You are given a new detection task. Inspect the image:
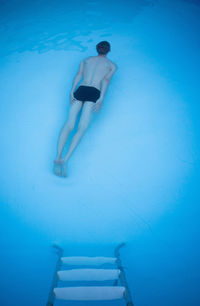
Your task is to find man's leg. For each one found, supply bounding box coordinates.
[55,101,83,160]
[63,101,94,163]
[54,101,82,176]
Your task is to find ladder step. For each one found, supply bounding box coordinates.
[58,269,120,281]
[54,286,125,301]
[61,256,117,266]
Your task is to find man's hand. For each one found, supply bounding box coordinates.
[93,98,103,113]
[70,92,76,105]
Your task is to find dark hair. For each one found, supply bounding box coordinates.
[96,41,111,55]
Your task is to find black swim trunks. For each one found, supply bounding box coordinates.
[73,85,101,103]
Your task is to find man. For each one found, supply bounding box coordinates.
[54,41,117,177]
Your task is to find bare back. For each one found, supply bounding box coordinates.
[80,56,116,90]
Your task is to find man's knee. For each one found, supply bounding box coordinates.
[65,121,76,131]
[77,123,88,134]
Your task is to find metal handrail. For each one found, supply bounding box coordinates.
[114,243,134,306]
[46,244,63,306]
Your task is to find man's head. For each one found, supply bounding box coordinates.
[96,41,111,55]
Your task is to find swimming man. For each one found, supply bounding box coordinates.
[54,41,117,177]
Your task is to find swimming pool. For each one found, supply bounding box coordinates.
[0,0,199,305]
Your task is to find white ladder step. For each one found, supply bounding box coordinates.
[58,269,120,281]
[54,286,125,301]
[61,256,117,266]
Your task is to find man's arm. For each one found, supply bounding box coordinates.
[98,64,117,101]
[93,63,117,113]
[70,60,84,94]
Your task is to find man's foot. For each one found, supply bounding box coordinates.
[53,159,63,176]
[53,159,67,177]
[62,162,67,177]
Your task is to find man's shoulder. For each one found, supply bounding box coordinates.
[107,59,118,70]
[82,56,117,70]
[84,56,94,61]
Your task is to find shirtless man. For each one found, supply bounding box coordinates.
[54,41,117,177]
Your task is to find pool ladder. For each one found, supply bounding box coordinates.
[46,243,134,305]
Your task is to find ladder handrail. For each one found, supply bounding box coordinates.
[46,244,64,306]
[114,243,134,306]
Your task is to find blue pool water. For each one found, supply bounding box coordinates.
[0,0,200,305]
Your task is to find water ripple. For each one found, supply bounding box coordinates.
[0,0,155,57]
